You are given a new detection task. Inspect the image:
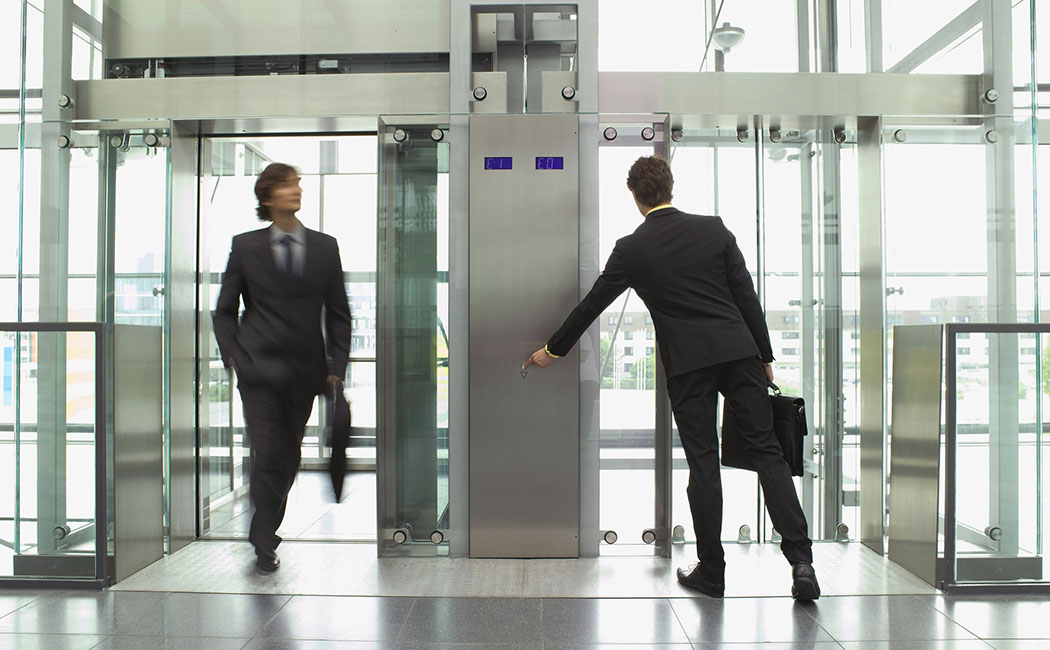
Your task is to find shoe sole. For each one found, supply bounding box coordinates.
[791,577,820,601]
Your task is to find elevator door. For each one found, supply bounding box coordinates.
[196,134,382,543]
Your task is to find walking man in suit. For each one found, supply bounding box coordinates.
[523,156,819,600]
[213,162,352,573]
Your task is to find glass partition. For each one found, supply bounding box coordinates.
[940,325,1047,588]
[377,118,450,553]
[596,143,658,551]
[0,324,105,582]
[669,129,762,544]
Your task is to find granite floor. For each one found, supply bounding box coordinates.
[2,540,1048,649]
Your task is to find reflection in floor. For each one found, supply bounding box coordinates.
[4,542,1049,649]
[205,470,377,542]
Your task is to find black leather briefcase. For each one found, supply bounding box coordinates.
[720,382,807,477]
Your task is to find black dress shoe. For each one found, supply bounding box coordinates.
[676,564,725,598]
[256,554,280,573]
[791,562,820,601]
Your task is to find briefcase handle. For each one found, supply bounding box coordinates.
[767,381,782,396]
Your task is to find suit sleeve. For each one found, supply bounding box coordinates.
[723,224,774,363]
[324,240,352,380]
[212,240,245,370]
[546,242,630,356]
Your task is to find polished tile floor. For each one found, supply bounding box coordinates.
[2,541,1049,649]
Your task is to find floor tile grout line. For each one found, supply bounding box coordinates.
[240,590,296,644]
[664,596,694,647]
[392,594,419,644]
[904,592,991,643]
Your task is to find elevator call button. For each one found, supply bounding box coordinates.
[484,157,513,170]
[535,157,564,170]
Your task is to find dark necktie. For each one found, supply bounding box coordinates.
[280,235,294,277]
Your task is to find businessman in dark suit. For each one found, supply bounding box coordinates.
[524,156,819,600]
[213,162,351,573]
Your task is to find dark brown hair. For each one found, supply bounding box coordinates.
[254,162,299,221]
[626,155,673,207]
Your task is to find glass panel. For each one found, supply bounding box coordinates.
[1,330,99,578]
[598,0,706,71]
[669,130,761,544]
[836,0,868,73]
[715,0,799,72]
[114,145,167,325]
[377,120,450,551]
[594,144,656,552]
[950,331,1044,584]
[881,1,976,71]
[599,1,798,72]
[0,2,21,91]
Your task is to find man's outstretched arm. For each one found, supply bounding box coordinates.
[523,245,629,369]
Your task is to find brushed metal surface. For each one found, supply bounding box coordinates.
[598,72,980,122]
[887,324,943,587]
[167,124,198,552]
[74,73,450,122]
[858,116,886,553]
[469,113,579,558]
[102,0,450,59]
[113,325,164,582]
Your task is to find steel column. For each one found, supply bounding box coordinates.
[36,0,75,557]
[858,116,886,553]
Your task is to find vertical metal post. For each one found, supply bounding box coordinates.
[816,0,844,541]
[944,325,958,586]
[798,138,817,526]
[167,123,200,552]
[94,325,107,580]
[653,119,672,558]
[796,0,811,72]
[15,0,30,556]
[983,0,1019,558]
[37,0,74,556]
[858,116,886,553]
[447,0,473,559]
[865,0,884,72]
[576,0,600,560]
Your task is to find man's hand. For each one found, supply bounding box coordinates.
[523,347,555,369]
[327,375,343,386]
[764,363,774,383]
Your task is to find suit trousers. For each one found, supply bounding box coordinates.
[239,383,315,559]
[667,356,813,581]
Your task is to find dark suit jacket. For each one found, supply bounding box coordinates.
[213,226,352,396]
[547,207,773,378]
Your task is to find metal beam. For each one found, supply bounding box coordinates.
[599,72,981,120]
[74,73,451,122]
[74,72,983,127]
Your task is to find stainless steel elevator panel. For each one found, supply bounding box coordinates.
[887,325,944,587]
[469,114,580,558]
